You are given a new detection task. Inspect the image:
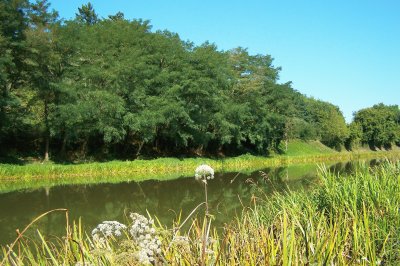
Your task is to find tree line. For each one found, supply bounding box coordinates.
[1,0,399,161]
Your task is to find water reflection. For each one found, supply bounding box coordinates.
[0,160,385,245]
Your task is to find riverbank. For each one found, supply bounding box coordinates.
[0,141,399,193]
[1,161,399,265]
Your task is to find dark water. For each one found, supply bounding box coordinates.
[0,160,378,245]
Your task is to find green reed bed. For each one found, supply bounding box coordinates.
[0,150,398,196]
[1,161,399,265]
[224,162,400,265]
[1,150,399,182]
[0,151,399,194]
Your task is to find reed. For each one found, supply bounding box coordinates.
[1,148,399,194]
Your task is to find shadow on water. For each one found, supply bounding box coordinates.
[0,159,387,245]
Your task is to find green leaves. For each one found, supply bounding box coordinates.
[353,103,400,149]
[304,98,349,150]
[2,1,392,159]
[75,2,98,25]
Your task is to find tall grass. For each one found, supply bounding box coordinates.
[1,161,399,265]
[221,162,399,265]
[1,149,399,194]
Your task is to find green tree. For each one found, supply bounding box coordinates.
[25,0,63,160]
[304,98,349,150]
[108,11,124,21]
[345,121,363,150]
[353,103,400,149]
[56,18,154,157]
[227,48,295,153]
[75,2,98,25]
[0,0,29,147]
[0,2,367,160]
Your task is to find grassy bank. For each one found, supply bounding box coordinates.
[1,141,400,193]
[1,161,399,265]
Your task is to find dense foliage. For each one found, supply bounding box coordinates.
[0,0,397,161]
[348,104,400,149]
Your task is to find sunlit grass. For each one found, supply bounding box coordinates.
[283,140,336,156]
[1,148,400,194]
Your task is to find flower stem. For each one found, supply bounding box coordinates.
[201,181,208,266]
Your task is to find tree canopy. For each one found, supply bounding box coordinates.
[351,104,400,149]
[0,1,396,161]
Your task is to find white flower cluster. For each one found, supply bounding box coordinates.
[195,164,215,181]
[91,221,127,244]
[129,213,162,265]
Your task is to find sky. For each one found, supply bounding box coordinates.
[49,0,400,122]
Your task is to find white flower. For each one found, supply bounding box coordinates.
[195,164,214,181]
[129,213,162,264]
[91,221,127,243]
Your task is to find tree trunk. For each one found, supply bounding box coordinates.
[44,136,50,161]
[44,100,50,161]
[135,141,144,158]
[154,138,160,154]
[81,136,89,158]
[61,132,67,156]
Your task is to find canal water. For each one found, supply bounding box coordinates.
[0,160,380,245]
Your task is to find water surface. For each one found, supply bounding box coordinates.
[0,160,375,245]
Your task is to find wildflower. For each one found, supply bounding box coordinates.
[91,221,127,243]
[195,164,214,181]
[136,249,153,265]
[129,213,162,264]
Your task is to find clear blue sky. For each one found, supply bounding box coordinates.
[49,0,400,122]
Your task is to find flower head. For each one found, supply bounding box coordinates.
[195,164,215,181]
[91,221,127,244]
[129,213,162,264]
